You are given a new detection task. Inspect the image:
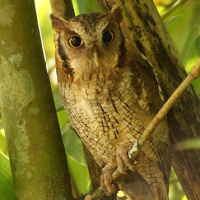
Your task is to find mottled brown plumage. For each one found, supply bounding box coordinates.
[51,6,171,200]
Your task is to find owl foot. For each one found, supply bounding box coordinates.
[84,194,92,200]
[101,164,117,196]
[100,146,137,196]
[116,145,135,174]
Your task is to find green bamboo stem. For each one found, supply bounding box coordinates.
[0,1,73,199]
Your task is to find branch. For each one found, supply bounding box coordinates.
[128,59,200,159]
[89,58,200,200]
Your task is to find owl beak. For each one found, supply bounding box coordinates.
[92,50,99,67]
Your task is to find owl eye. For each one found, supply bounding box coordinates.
[102,30,114,43]
[68,36,83,48]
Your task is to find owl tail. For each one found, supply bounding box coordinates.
[118,170,169,200]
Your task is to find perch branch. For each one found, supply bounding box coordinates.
[89,59,200,200]
[128,58,200,160]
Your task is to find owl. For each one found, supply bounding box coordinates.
[51,6,171,200]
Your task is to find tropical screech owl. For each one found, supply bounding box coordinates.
[51,6,171,200]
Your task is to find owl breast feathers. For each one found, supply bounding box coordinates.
[51,6,171,200]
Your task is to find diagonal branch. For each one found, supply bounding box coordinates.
[128,58,200,159]
[88,58,200,200]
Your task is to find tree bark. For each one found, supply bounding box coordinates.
[50,0,74,20]
[0,0,73,199]
[97,0,200,199]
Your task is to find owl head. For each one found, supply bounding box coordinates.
[51,7,126,83]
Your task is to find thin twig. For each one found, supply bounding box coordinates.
[128,59,200,160]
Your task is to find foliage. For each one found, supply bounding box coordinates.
[161,0,200,97]
[0,151,16,200]
[0,0,200,199]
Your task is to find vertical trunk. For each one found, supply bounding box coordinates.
[97,0,200,199]
[0,0,73,199]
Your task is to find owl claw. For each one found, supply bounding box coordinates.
[100,146,136,196]
[117,145,135,173]
[101,164,117,196]
[84,194,92,200]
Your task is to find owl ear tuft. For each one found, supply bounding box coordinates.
[109,6,123,24]
[50,14,68,32]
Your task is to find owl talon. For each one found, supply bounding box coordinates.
[84,194,92,200]
[117,145,135,173]
[101,165,117,196]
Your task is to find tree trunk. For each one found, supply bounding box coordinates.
[50,0,74,20]
[0,0,73,199]
[97,0,200,199]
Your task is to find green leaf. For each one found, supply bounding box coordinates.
[52,87,65,112]
[85,0,100,13]
[195,35,200,56]
[57,109,69,129]
[67,156,91,196]
[192,78,200,97]
[72,0,100,15]
[0,131,7,155]
[61,123,87,166]
[0,152,16,200]
[52,87,69,128]
[0,115,3,129]
[165,15,183,26]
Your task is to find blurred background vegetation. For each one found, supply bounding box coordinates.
[0,0,200,199]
